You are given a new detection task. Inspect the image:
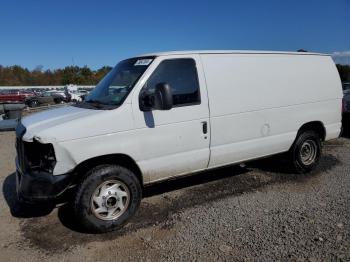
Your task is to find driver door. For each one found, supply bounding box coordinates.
[131,55,210,183]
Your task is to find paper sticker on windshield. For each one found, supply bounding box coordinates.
[134,59,153,66]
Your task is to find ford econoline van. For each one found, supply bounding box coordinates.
[15,50,342,232]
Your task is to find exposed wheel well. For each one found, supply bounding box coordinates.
[72,154,143,187]
[297,121,326,141]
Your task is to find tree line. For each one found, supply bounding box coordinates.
[0,64,349,86]
[0,65,112,86]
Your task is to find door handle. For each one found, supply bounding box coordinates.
[202,121,208,134]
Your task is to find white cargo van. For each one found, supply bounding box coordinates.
[15,50,342,232]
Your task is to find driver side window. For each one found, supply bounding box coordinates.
[144,58,201,106]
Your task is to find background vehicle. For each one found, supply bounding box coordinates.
[0,90,35,103]
[63,85,90,102]
[46,90,69,102]
[67,91,81,102]
[0,103,25,131]
[16,51,342,233]
[69,91,91,102]
[24,91,65,107]
[77,90,89,101]
[0,103,25,119]
[342,82,350,128]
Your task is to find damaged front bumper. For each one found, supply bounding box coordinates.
[16,158,74,203]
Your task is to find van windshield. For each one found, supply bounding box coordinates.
[77,57,154,109]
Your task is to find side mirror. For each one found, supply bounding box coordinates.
[152,83,173,110]
[139,83,173,111]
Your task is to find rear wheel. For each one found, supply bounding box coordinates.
[74,164,141,233]
[288,130,322,173]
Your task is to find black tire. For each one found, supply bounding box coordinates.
[74,164,142,233]
[288,130,322,174]
[54,98,62,104]
[29,100,39,107]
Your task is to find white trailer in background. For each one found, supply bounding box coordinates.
[64,84,79,102]
[64,84,78,92]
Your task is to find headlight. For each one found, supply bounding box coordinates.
[23,139,56,174]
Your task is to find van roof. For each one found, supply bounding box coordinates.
[139,50,328,57]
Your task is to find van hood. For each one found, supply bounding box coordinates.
[21,106,102,142]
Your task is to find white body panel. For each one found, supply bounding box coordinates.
[199,54,342,167]
[130,54,210,182]
[20,51,343,184]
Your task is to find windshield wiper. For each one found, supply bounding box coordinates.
[84,99,105,108]
[85,99,102,104]
[77,98,119,110]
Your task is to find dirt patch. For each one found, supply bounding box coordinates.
[0,131,349,261]
[17,154,339,253]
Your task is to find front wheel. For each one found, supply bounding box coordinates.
[288,130,322,174]
[74,165,142,233]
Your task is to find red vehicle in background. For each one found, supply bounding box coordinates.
[0,90,35,103]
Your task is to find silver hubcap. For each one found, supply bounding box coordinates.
[90,180,130,221]
[300,140,317,165]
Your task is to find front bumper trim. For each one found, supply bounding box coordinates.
[16,161,74,203]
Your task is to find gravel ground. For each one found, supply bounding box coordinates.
[0,130,349,261]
